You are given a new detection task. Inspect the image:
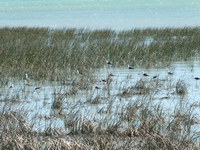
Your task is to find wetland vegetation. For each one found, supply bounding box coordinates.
[1,27,200,80]
[1,27,200,149]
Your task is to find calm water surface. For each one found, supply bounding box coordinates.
[1,0,200,29]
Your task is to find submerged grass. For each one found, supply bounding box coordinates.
[1,75,200,149]
[1,97,199,149]
[1,27,200,80]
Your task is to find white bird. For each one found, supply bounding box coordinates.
[25,73,28,78]
[24,73,30,85]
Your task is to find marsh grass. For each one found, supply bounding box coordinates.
[1,27,200,80]
[1,84,200,149]
[1,27,200,149]
[176,79,187,95]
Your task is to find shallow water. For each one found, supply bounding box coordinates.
[1,59,200,132]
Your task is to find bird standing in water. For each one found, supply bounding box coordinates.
[128,64,133,69]
[192,74,200,80]
[153,75,159,79]
[106,60,112,66]
[168,71,173,75]
[142,71,149,76]
[24,73,30,85]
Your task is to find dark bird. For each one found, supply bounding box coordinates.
[101,77,112,84]
[9,83,14,89]
[35,87,41,90]
[95,86,101,90]
[192,75,200,80]
[142,71,149,76]
[106,60,112,66]
[153,75,159,79]
[102,79,107,83]
[128,64,133,69]
[168,71,173,75]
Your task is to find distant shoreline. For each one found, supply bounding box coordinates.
[1,26,200,31]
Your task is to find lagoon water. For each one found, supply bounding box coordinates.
[1,59,200,132]
[1,0,200,30]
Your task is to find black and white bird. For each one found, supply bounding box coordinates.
[142,71,149,77]
[77,70,83,76]
[35,87,41,90]
[192,75,200,80]
[106,60,112,66]
[153,75,159,79]
[9,83,14,89]
[95,86,101,90]
[168,71,173,75]
[128,64,133,69]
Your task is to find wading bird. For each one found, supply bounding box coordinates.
[77,70,83,76]
[192,75,200,80]
[106,60,112,66]
[24,73,30,86]
[9,83,14,89]
[153,75,159,79]
[168,71,173,75]
[25,73,29,80]
[108,73,115,77]
[142,71,149,76]
[102,79,107,83]
[35,87,41,90]
[95,86,101,90]
[128,64,133,69]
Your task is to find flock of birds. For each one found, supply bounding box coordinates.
[89,60,178,90]
[106,60,175,79]
[8,60,200,91]
[8,73,41,90]
[106,60,200,81]
[77,60,200,84]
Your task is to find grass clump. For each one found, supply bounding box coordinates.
[176,79,187,95]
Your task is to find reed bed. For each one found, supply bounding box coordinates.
[1,27,200,80]
[1,97,199,149]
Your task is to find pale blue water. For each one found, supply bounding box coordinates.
[1,0,200,29]
[2,60,200,131]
